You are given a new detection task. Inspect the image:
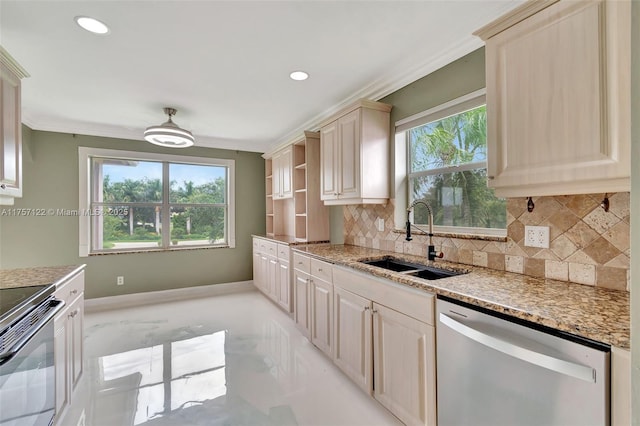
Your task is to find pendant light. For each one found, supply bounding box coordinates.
[144,108,195,148]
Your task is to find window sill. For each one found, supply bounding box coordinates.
[392,228,507,243]
[89,245,231,256]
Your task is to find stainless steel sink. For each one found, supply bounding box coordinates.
[360,257,465,280]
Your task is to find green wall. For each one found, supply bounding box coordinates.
[0,130,265,299]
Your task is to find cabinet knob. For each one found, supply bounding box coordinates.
[372,309,378,314]
[0,184,5,190]
[488,176,495,180]
[318,268,322,272]
[298,261,303,265]
[364,306,370,311]
[70,289,78,295]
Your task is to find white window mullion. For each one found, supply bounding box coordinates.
[162,162,171,248]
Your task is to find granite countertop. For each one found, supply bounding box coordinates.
[0,264,86,290]
[293,244,630,349]
[253,234,330,246]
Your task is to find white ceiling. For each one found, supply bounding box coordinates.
[0,0,524,154]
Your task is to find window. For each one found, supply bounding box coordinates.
[397,90,506,236]
[79,148,235,256]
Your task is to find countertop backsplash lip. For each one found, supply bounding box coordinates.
[292,243,630,349]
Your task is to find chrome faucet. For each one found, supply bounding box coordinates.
[406,200,443,261]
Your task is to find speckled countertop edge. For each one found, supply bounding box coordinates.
[0,264,86,290]
[293,244,630,349]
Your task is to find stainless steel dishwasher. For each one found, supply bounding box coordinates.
[436,297,610,426]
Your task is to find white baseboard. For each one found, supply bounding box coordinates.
[85,280,257,313]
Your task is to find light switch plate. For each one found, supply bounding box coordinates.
[376,218,385,232]
[524,225,549,248]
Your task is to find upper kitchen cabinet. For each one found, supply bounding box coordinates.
[0,47,29,205]
[475,0,630,197]
[320,100,392,205]
[272,146,293,200]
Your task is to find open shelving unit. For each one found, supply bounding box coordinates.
[264,131,329,242]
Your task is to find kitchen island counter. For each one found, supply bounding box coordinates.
[293,244,630,349]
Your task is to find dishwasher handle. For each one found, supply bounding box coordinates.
[439,313,596,383]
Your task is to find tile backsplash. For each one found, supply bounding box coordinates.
[343,193,629,291]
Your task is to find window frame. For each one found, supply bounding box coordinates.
[79,147,236,256]
[394,89,506,238]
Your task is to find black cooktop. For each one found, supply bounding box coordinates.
[0,285,55,331]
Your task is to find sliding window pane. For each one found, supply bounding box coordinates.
[93,205,162,250]
[170,206,226,245]
[98,160,163,203]
[169,164,226,204]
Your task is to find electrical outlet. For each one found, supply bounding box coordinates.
[376,218,385,232]
[116,276,124,286]
[524,226,549,248]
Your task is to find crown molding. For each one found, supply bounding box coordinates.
[0,45,30,79]
[473,0,559,40]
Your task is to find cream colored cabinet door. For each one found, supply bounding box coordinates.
[276,260,291,312]
[54,314,70,419]
[0,61,22,203]
[336,109,361,199]
[320,121,339,200]
[483,0,630,197]
[373,303,436,426]
[253,251,262,290]
[333,286,373,394]
[259,254,270,294]
[310,276,332,358]
[267,256,278,301]
[68,295,84,389]
[293,269,311,338]
[272,147,293,199]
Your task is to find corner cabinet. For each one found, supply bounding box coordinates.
[320,100,392,205]
[252,237,293,313]
[53,269,85,425]
[475,0,631,197]
[0,47,29,205]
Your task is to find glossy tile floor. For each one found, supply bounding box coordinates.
[63,290,402,426]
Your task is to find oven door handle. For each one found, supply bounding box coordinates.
[0,299,66,363]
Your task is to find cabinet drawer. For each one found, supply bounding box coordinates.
[277,243,290,260]
[293,252,311,273]
[260,240,278,257]
[333,266,434,325]
[54,271,85,305]
[310,259,332,283]
[252,238,260,251]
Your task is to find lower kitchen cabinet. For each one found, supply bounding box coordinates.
[252,237,292,313]
[332,265,437,426]
[293,268,311,338]
[333,286,373,393]
[53,269,85,425]
[373,303,434,426]
[310,275,332,358]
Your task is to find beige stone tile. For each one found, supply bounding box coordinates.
[565,221,599,249]
[548,208,580,235]
[505,255,524,274]
[602,221,630,253]
[523,197,562,225]
[405,241,426,257]
[545,260,569,281]
[568,263,596,286]
[507,198,527,220]
[564,194,598,218]
[604,253,630,269]
[532,249,561,261]
[566,251,598,265]
[442,248,459,263]
[583,237,622,265]
[504,240,528,257]
[488,253,505,271]
[458,248,473,265]
[524,258,545,278]
[394,240,404,254]
[482,242,504,254]
[608,192,630,220]
[596,266,627,291]
[473,251,488,267]
[549,235,578,260]
[372,238,380,249]
[583,207,621,234]
[507,219,525,244]
[522,246,543,258]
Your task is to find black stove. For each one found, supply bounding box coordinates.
[0,285,55,331]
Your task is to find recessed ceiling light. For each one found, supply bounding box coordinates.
[75,16,110,34]
[289,71,309,81]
